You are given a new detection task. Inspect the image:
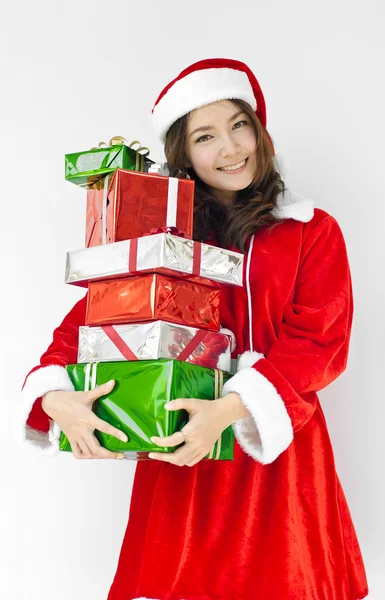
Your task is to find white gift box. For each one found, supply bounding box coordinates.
[65,232,243,288]
[78,320,233,371]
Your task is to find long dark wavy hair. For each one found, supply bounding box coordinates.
[164,99,287,252]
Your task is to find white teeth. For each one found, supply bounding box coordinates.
[219,159,246,171]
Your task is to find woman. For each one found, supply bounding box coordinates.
[19,58,368,599]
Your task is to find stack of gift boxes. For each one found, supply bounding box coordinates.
[58,138,244,460]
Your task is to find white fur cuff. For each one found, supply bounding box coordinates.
[219,327,236,352]
[222,367,293,464]
[237,350,264,370]
[15,364,75,455]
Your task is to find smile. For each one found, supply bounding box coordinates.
[218,158,248,172]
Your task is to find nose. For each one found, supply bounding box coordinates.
[219,134,241,158]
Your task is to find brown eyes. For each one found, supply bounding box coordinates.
[196,134,211,143]
[195,120,248,143]
[233,120,248,129]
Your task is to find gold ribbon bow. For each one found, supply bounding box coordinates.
[91,137,151,171]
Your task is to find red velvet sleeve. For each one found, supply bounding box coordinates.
[257,213,353,426]
[223,215,353,464]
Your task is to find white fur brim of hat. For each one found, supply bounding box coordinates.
[152,68,257,144]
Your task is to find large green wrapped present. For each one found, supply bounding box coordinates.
[65,137,155,187]
[60,359,234,460]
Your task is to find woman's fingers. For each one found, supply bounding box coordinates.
[149,443,202,466]
[150,431,186,447]
[87,380,115,403]
[185,452,206,467]
[83,430,125,460]
[70,434,124,460]
[76,437,93,458]
[70,439,88,459]
[148,451,198,466]
[92,415,128,443]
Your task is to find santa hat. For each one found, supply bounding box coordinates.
[151,57,268,145]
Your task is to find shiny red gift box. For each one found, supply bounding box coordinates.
[85,274,220,331]
[86,169,194,247]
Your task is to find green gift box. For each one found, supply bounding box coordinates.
[60,359,234,460]
[65,137,155,187]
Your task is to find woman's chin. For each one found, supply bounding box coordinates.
[217,176,253,191]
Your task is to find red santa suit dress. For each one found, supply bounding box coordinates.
[17,190,369,600]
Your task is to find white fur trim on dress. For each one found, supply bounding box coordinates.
[152,67,256,143]
[15,364,75,455]
[271,153,315,223]
[223,352,293,464]
[272,188,315,223]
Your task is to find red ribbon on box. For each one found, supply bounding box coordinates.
[100,325,138,360]
[128,228,202,277]
[176,329,208,361]
[100,324,209,362]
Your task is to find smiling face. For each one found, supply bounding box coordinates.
[184,100,258,205]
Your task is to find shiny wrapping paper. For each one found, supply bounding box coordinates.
[85,168,194,246]
[78,321,231,370]
[65,232,243,288]
[65,142,154,187]
[59,359,234,460]
[85,274,220,331]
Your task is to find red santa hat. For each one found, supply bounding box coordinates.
[151,57,268,145]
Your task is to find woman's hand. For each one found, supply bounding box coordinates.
[41,380,128,460]
[148,392,245,467]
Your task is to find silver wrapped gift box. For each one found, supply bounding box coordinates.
[65,232,243,287]
[78,320,233,371]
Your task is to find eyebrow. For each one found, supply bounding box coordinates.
[189,110,246,138]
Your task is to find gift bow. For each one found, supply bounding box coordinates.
[90,138,169,178]
[91,137,151,172]
[144,226,186,238]
[91,137,150,158]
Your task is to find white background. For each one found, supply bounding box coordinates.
[2,0,384,598]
